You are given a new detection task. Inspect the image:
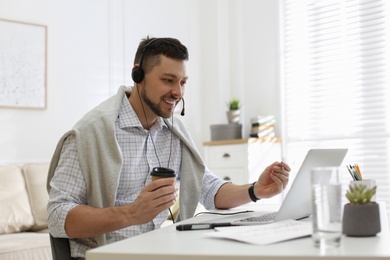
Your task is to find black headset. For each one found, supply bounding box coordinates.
[131,38,159,83]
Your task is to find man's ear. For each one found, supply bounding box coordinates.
[132,64,145,83]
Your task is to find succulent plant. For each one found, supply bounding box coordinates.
[227,98,241,110]
[345,184,377,204]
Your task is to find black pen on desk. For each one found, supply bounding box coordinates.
[176,223,235,231]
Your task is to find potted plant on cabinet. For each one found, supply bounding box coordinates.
[342,184,381,236]
[226,98,241,124]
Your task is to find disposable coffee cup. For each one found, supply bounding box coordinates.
[150,167,176,181]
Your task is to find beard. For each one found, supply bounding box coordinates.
[140,87,173,118]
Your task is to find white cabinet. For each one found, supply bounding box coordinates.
[203,139,281,184]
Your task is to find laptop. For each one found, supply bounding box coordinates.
[188,148,348,228]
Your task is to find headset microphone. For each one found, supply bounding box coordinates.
[180,98,185,116]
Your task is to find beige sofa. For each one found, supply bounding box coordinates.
[0,164,52,260]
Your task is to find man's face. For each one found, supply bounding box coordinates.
[140,55,188,118]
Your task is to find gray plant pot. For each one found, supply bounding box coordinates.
[342,202,381,237]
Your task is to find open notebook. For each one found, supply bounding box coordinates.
[177,148,348,230]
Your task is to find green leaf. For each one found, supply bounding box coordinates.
[345,184,377,204]
[227,98,241,110]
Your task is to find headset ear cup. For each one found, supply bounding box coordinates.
[132,67,144,83]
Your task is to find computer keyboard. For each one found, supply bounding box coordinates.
[237,211,278,223]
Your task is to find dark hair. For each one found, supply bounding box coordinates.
[133,36,189,74]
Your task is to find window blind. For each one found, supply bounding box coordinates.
[280,0,390,218]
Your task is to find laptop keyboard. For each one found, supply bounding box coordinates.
[238,211,278,223]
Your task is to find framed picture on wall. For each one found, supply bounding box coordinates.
[0,18,47,109]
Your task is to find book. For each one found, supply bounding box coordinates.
[250,115,275,126]
[251,125,275,134]
[249,130,276,138]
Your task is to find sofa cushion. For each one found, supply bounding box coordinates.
[0,232,51,260]
[0,164,34,234]
[22,163,50,231]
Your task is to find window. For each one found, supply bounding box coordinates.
[280,0,390,218]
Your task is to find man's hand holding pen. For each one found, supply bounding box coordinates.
[254,161,291,199]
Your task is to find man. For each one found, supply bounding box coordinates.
[47,36,290,258]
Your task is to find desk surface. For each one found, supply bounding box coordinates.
[86,203,390,260]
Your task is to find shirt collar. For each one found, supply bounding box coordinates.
[118,94,167,131]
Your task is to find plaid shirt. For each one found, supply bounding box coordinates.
[47,95,225,258]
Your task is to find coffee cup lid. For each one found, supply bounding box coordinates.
[150,167,176,177]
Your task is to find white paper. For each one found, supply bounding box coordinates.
[204,219,312,245]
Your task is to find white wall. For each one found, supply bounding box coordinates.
[0,0,112,163]
[196,0,281,144]
[0,0,279,164]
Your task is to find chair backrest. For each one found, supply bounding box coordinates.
[49,234,72,260]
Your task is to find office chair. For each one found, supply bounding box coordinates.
[49,234,72,260]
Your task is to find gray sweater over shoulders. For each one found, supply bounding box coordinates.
[47,86,205,246]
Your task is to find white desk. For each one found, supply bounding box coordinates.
[86,203,390,260]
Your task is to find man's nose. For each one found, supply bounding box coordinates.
[171,83,183,98]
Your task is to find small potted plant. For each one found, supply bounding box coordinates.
[342,184,381,236]
[228,98,241,110]
[226,98,241,123]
